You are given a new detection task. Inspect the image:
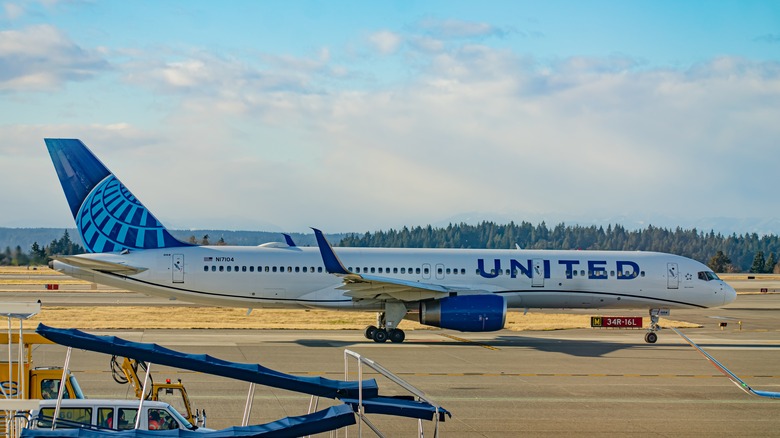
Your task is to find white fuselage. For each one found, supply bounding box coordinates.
[54,245,735,312]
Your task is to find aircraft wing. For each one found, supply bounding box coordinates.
[337,273,456,301]
[54,255,148,275]
[312,228,482,302]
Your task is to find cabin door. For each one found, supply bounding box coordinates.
[532,259,544,287]
[666,263,679,289]
[172,254,184,283]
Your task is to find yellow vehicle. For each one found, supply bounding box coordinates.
[0,333,84,401]
[109,356,205,427]
[1,333,85,437]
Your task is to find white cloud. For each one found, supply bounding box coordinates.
[0,24,109,91]
[368,30,402,55]
[3,2,25,20]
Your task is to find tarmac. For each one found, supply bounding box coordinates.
[18,293,780,437]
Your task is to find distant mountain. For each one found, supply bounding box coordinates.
[0,228,344,252]
[0,228,82,253]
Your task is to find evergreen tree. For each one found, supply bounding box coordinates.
[750,251,766,274]
[765,252,777,274]
[29,242,47,265]
[708,251,732,273]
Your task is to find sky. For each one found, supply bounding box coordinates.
[1,1,779,234]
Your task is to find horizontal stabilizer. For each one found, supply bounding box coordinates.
[54,255,148,275]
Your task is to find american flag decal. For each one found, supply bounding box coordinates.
[204,257,213,262]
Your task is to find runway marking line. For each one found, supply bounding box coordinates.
[438,333,500,350]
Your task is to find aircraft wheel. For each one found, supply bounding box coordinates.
[389,329,405,343]
[364,325,378,340]
[644,332,658,344]
[373,328,388,343]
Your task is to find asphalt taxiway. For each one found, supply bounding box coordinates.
[21,294,780,437]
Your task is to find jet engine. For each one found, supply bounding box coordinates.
[419,294,506,332]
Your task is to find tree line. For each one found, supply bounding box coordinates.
[1,230,84,266]
[339,221,780,273]
[4,223,780,273]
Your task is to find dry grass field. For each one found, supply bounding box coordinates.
[0,266,697,331]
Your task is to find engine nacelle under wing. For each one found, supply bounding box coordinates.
[419,294,506,332]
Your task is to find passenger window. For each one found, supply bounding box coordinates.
[242,266,247,272]
[203,265,208,272]
[272,266,277,272]
[148,408,175,430]
[424,267,429,274]
[416,268,421,274]
[98,407,114,429]
[219,266,224,272]
[355,267,361,273]
[295,266,300,272]
[211,266,216,272]
[227,266,232,272]
[371,267,376,273]
[400,268,406,274]
[303,267,308,272]
[38,407,91,428]
[461,269,466,275]
[117,409,137,430]
[235,266,239,272]
[318,267,323,273]
[250,266,254,272]
[378,268,383,273]
[393,268,398,273]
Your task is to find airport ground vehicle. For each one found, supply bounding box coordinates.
[28,399,211,432]
[109,356,204,427]
[1,332,85,437]
[1,333,85,401]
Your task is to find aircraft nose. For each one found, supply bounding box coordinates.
[722,282,737,306]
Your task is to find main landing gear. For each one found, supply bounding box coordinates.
[365,302,407,343]
[644,308,664,344]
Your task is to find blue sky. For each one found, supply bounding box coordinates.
[1,1,779,234]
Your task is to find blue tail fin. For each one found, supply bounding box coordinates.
[45,139,191,253]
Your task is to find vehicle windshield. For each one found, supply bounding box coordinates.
[69,375,86,399]
[167,406,195,430]
[698,271,720,281]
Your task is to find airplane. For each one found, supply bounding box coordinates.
[44,138,737,344]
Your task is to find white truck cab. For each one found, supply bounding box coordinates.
[29,399,213,432]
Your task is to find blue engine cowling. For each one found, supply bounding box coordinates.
[419,294,506,332]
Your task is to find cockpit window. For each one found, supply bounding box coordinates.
[698,271,720,281]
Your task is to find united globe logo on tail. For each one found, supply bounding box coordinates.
[45,138,190,253]
[76,175,185,252]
